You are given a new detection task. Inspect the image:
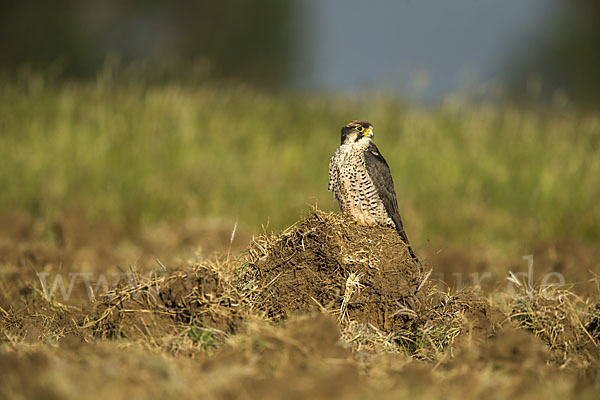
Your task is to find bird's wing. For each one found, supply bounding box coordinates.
[364,143,411,245]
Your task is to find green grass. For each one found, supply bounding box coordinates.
[1,74,599,249]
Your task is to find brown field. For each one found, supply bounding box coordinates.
[1,208,599,400]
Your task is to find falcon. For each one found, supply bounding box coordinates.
[328,120,420,264]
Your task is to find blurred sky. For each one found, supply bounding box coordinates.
[2,0,597,104]
[294,0,562,102]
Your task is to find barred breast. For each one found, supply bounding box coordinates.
[328,142,394,227]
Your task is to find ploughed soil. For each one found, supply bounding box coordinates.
[1,209,599,399]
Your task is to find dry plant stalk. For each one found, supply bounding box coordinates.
[338,272,364,324]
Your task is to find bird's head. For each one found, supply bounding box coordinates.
[340,120,374,145]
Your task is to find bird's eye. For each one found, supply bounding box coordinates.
[355,126,365,132]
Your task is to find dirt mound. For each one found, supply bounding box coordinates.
[237,210,504,356]
[87,264,244,344]
[241,210,423,325]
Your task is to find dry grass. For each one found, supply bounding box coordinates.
[505,280,600,366]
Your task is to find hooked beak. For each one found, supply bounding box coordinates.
[364,127,374,139]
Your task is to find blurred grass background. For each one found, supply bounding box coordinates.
[1,74,598,251]
[1,0,600,254]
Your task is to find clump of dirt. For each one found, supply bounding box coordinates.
[0,286,84,344]
[586,303,600,340]
[238,209,504,356]
[87,264,244,343]
[240,210,423,326]
[508,285,600,364]
[416,287,505,351]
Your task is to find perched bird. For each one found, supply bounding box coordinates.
[328,120,420,264]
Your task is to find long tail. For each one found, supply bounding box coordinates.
[392,219,423,272]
